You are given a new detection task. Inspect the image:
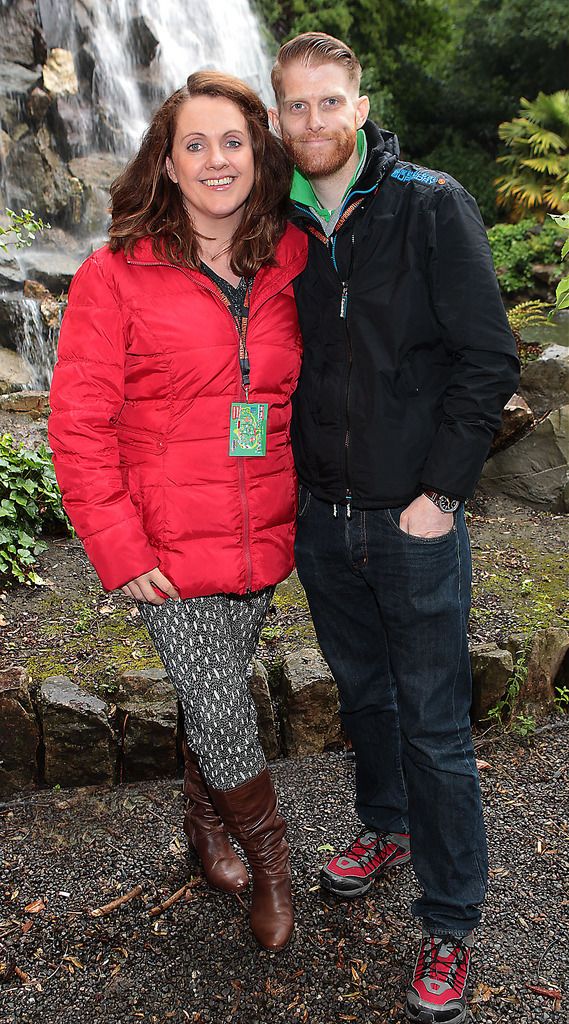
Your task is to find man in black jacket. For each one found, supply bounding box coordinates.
[269,32,520,1024]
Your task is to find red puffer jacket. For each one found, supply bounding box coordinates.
[48,225,307,599]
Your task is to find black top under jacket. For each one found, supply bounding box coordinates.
[289,120,520,507]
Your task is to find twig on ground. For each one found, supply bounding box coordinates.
[88,884,143,917]
[148,879,201,916]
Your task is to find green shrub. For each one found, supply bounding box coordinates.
[487,218,563,293]
[0,433,70,585]
[0,208,49,253]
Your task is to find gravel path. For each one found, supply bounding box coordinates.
[1,721,568,1024]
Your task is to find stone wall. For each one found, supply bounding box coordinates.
[3,636,568,797]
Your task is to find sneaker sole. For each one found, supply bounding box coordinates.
[405,1000,467,1024]
[320,851,410,900]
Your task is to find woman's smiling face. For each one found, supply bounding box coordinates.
[166,95,255,232]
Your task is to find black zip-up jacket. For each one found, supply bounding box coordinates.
[290,120,520,507]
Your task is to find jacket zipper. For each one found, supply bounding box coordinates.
[125,256,255,589]
[328,231,355,515]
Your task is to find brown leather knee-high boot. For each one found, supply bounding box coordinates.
[209,768,293,951]
[182,740,249,894]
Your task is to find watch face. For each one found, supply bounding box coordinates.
[438,494,460,513]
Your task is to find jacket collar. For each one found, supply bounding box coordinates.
[126,225,307,310]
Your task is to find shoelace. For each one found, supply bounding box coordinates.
[340,831,390,862]
[419,935,469,989]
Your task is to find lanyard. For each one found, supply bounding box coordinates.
[236,281,252,399]
[204,275,253,399]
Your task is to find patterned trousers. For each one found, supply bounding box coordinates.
[138,587,274,790]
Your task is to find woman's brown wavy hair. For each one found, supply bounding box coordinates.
[108,71,293,276]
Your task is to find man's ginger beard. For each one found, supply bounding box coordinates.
[281,124,357,179]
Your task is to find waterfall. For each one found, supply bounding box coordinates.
[21,298,59,389]
[0,0,274,387]
[37,0,273,154]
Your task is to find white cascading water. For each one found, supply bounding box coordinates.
[39,0,272,154]
[20,298,59,390]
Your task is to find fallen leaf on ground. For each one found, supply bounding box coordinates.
[476,759,492,770]
[526,984,562,999]
[24,899,46,914]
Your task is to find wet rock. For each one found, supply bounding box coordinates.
[0,128,12,162]
[0,61,40,100]
[0,0,41,68]
[0,346,33,394]
[130,15,160,66]
[250,659,278,760]
[69,151,126,190]
[0,390,50,417]
[470,643,514,721]
[115,669,178,781]
[4,127,84,225]
[20,247,80,293]
[76,45,96,94]
[49,94,93,159]
[0,293,27,351]
[490,394,535,454]
[519,346,569,418]
[23,280,64,329]
[522,626,569,710]
[42,48,79,96]
[0,61,40,134]
[37,676,116,787]
[27,86,51,126]
[480,405,569,512]
[281,648,342,757]
[0,247,24,291]
[0,666,39,796]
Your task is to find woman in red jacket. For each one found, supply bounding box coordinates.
[48,71,307,952]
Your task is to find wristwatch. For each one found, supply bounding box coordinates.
[423,489,460,514]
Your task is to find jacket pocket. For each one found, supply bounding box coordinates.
[297,483,312,519]
[117,425,165,455]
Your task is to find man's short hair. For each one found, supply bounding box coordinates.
[271,32,362,104]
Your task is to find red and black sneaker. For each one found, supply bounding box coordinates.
[406,930,472,1024]
[320,828,411,898]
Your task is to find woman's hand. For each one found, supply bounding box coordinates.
[121,567,180,605]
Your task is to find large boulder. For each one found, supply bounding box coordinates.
[37,676,116,787]
[520,345,569,417]
[115,669,178,781]
[0,667,39,796]
[470,643,513,722]
[523,627,569,709]
[249,659,278,760]
[480,405,569,512]
[490,394,534,454]
[281,648,342,756]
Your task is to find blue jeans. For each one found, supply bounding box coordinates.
[295,487,488,935]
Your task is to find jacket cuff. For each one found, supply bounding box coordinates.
[83,516,159,591]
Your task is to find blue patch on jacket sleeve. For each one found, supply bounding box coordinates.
[391,166,441,186]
